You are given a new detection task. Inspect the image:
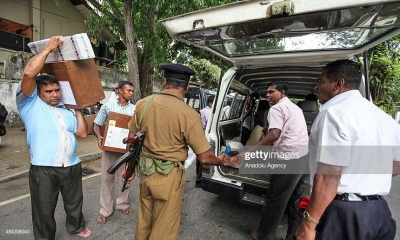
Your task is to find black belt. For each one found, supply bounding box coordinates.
[335,193,383,201]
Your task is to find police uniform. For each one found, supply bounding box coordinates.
[128,63,210,240]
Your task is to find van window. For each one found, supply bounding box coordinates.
[220,89,246,121]
[184,92,200,111]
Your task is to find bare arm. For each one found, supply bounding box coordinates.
[296,163,342,240]
[196,150,225,165]
[75,110,88,138]
[93,124,103,148]
[257,128,281,147]
[21,36,63,96]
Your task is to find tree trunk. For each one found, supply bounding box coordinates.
[122,1,141,104]
[138,3,157,97]
[204,76,212,89]
[139,51,154,97]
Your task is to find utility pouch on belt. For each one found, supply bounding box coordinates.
[139,151,175,177]
[138,151,156,178]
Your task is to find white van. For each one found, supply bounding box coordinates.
[161,0,400,206]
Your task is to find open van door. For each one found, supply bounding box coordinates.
[161,0,400,206]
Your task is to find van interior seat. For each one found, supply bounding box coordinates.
[297,100,319,125]
[255,100,270,127]
[246,125,264,146]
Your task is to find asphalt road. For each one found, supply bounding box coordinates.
[0,158,399,240]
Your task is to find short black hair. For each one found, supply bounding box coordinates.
[207,96,214,105]
[268,81,288,95]
[165,76,189,88]
[323,59,362,89]
[305,93,317,101]
[35,75,59,91]
[226,99,233,106]
[118,81,134,89]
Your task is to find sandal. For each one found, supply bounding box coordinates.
[122,206,132,214]
[77,227,92,238]
[97,214,106,223]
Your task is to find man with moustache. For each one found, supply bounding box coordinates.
[296,59,400,240]
[94,81,135,223]
[249,81,309,240]
[16,36,91,239]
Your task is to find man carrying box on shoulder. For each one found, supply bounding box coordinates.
[16,36,91,239]
[93,81,135,223]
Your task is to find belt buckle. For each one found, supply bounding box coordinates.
[347,193,362,201]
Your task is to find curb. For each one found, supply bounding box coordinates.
[0,152,103,183]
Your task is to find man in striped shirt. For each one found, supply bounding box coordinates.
[93,81,135,223]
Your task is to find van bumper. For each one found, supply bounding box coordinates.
[201,177,266,206]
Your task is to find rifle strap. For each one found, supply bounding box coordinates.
[137,94,156,130]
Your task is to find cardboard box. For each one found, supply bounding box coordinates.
[40,59,105,109]
[84,114,97,135]
[101,112,132,153]
[28,33,95,63]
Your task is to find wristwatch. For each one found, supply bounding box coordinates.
[303,210,319,224]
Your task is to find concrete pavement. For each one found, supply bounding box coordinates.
[0,126,102,182]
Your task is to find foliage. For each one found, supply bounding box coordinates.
[0,69,4,78]
[357,35,400,116]
[187,59,221,90]
[115,49,128,71]
[84,0,235,101]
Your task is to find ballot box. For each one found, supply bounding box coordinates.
[40,59,105,109]
[28,33,95,63]
[101,112,132,153]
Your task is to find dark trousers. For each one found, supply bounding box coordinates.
[195,159,202,186]
[241,126,252,145]
[29,163,86,240]
[257,174,309,240]
[316,198,396,240]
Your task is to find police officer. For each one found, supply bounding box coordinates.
[125,63,226,240]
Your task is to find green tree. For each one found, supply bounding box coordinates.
[359,35,400,115]
[84,0,235,103]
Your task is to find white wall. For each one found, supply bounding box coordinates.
[0,0,30,26]
[41,0,87,38]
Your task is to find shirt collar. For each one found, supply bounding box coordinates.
[116,99,131,107]
[320,90,361,111]
[275,96,288,105]
[161,89,184,101]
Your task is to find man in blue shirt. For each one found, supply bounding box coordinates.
[93,81,135,223]
[16,36,91,239]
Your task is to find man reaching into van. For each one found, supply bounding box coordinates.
[244,81,309,240]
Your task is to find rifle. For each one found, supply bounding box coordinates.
[107,131,145,192]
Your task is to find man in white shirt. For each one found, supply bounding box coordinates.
[107,87,119,103]
[220,99,232,120]
[296,59,400,240]
[200,96,214,130]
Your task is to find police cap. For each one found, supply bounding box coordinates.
[161,63,195,81]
